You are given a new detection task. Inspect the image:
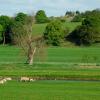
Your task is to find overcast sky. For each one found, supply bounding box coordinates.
[0,0,99,16]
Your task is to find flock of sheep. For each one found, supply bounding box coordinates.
[20,77,36,82]
[0,77,36,84]
[0,77,12,84]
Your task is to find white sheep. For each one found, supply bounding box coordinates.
[30,78,36,82]
[5,77,12,81]
[3,79,7,82]
[0,80,4,84]
[20,77,30,82]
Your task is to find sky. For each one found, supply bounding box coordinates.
[0,0,99,16]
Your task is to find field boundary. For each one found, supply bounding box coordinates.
[0,61,99,66]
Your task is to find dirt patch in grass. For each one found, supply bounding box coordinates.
[79,65,100,69]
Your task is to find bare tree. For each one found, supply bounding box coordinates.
[12,15,44,65]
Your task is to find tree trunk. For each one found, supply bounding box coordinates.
[28,47,36,65]
[3,33,5,45]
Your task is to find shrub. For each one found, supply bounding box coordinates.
[67,10,100,45]
[44,20,64,46]
[35,10,48,23]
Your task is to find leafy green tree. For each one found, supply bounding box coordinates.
[15,12,28,24]
[44,20,64,46]
[35,10,48,23]
[67,10,100,45]
[0,24,4,42]
[76,11,80,15]
[65,11,75,17]
[0,16,12,44]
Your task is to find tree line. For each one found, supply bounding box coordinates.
[0,9,100,46]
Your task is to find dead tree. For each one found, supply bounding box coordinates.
[12,15,44,65]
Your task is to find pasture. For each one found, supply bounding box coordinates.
[0,45,100,81]
[0,45,100,64]
[0,22,100,100]
[32,22,81,35]
[0,80,100,100]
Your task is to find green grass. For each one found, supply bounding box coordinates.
[32,22,81,36]
[0,45,100,64]
[0,45,100,80]
[0,80,100,100]
[1,65,100,80]
[32,23,47,35]
[63,22,81,32]
[46,47,100,63]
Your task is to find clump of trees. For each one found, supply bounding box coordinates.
[0,16,12,44]
[65,11,75,17]
[35,10,48,23]
[43,20,66,46]
[67,10,100,45]
[0,12,44,65]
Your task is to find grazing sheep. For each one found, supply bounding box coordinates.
[30,78,36,82]
[5,77,12,81]
[3,79,7,82]
[0,80,4,84]
[20,77,30,82]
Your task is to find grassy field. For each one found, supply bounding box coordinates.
[32,22,81,35]
[0,80,100,100]
[0,22,100,100]
[0,45,100,64]
[0,45,100,80]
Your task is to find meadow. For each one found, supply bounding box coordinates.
[0,45,100,64]
[0,22,100,100]
[0,45,100,80]
[0,80,100,100]
[0,22,100,80]
[32,22,81,35]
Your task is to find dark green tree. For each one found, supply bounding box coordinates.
[76,11,80,15]
[44,20,64,46]
[0,16,12,44]
[0,24,4,42]
[65,11,75,17]
[15,12,28,24]
[35,10,48,23]
[67,10,100,45]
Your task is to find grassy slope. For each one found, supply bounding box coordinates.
[32,22,81,36]
[0,80,100,100]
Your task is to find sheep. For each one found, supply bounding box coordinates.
[30,78,36,82]
[5,77,12,81]
[3,79,7,82]
[0,80,4,84]
[0,78,7,84]
[20,77,30,82]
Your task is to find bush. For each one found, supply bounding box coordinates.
[35,10,48,23]
[67,10,100,45]
[44,20,64,46]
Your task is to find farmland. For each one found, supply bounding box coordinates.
[0,1,100,100]
[0,45,100,81]
[0,22,100,100]
[0,45,100,64]
[0,80,100,100]
[32,22,81,35]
